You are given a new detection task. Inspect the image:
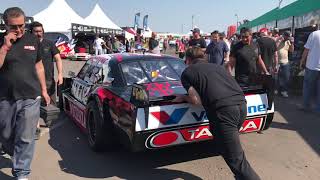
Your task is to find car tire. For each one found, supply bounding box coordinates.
[87,100,114,152]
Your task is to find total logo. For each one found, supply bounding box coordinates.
[146,118,264,148]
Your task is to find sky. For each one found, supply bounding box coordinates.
[0,0,297,33]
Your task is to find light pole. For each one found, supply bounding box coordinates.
[235,14,239,29]
[192,15,194,29]
[278,0,283,8]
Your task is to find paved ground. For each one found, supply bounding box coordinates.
[1,50,320,180]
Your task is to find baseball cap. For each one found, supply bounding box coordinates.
[192,28,200,34]
[259,28,268,33]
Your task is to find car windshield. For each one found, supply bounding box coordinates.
[121,59,186,85]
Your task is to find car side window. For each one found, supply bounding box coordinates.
[121,62,149,85]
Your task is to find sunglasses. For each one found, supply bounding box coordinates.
[7,24,25,30]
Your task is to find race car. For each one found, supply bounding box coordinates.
[60,53,274,152]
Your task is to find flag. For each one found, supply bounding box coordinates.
[143,15,149,30]
[134,13,141,30]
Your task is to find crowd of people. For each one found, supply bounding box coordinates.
[0,5,319,180]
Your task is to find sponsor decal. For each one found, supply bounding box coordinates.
[24,45,35,50]
[191,111,207,122]
[247,104,267,114]
[240,118,263,133]
[69,102,85,127]
[179,125,212,141]
[147,125,212,148]
[151,107,188,125]
[145,82,174,96]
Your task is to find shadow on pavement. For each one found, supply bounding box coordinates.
[271,96,320,155]
[48,114,220,180]
[0,155,13,180]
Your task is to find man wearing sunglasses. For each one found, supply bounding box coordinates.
[0,7,50,180]
[228,28,268,84]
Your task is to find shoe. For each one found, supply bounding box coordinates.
[16,178,28,180]
[274,90,278,95]
[35,128,41,140]
[280,91,289,98]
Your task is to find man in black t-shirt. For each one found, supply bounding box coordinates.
[173,47,261,180]
[30,21,63,139]
[30,21,63,103]
[256,28,278,74]
[188,28,207,51]
[0,7,50,180]
[228,28,268,84]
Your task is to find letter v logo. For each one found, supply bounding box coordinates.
[151,108,189,125]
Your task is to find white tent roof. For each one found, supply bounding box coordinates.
[84,4,121,30]
[33,0,84,32]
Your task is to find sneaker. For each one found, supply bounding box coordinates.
[16,178,28,180]
[280,91,289,98]
[35,128,41,140]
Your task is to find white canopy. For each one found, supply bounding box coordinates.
[33,0,85,32]
[84,4,121,30]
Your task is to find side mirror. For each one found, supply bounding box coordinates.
[68,71,76,78]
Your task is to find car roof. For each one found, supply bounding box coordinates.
[92,53,180,65]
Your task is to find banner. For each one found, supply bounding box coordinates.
[143,15,149,30]
[134,12,141,31]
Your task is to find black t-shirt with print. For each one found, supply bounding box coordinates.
[0,33,43,100]
[41,38,59,93]
[257,37,277,70]
[181,62,245,110]
[230,41,260,84]
[188,38,207,48]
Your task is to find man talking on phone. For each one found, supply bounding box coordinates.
[0,7,50,180]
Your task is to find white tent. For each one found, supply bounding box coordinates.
[84,4,121,30]
[33,0,85,33]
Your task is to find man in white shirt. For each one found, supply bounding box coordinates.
[300,29,320,113]
[94,35,104,55]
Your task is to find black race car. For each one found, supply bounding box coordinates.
[60,53,274,152]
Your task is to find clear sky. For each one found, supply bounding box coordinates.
[0,0,297,33]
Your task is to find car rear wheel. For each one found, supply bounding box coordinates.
[87,101,114,152]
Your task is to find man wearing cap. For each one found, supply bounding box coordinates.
[188,28,207,51]
[276,31,294,97]
[257,28,278,76]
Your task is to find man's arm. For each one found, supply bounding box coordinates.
[257,55,269,74]
[54,54,63,85]
[300,48,309,69]
[288,41,294,53]
[0,45,9,69]
[172,86,202,105]
[0,33,17,69]
[35,60,50,105]
[227,56,236,75]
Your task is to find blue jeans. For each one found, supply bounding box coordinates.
[303,68,320,111]
[0,98,40,178]
[278,63,290,92]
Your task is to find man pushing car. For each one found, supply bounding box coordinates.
[173,47,260,180]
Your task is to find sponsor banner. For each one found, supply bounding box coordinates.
[143,15,149,30]
[135,93,270,131]
[134,13,140,30]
